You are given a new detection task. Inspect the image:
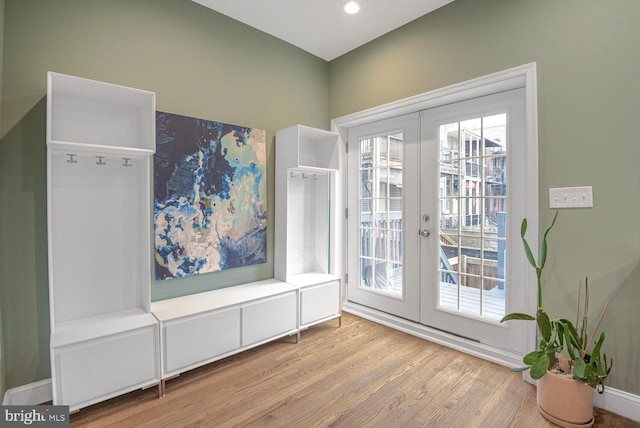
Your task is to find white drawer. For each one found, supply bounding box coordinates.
[163,307,241,374]
[300,280,340,326]
[55,326,158,409]
[242,292,297,346]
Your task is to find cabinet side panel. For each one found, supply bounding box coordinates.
[317,136,340,171]
[274,126,299,280]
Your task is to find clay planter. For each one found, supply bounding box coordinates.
[537,370,595,428]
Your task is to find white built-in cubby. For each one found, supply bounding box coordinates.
[275,125,342,330]
[46,72,159,411]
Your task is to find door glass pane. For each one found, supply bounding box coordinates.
[358,132,403,298]
[437,113,507,320]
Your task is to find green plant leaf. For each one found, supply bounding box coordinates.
[548,320,559,346]
[520,217,527,238]
[530,354,551,379]
[509,366,532,373]
[573,357,587,378]
[537,309,551,342]
[591,331,605,357]
[558,319,581,349]
[522,239,537,270]
[557,318,582,360]
[500,312,535,322]
[539,239,548,271]
[555,321,566,347]
[604,353,612,374]
[523,350,545,365]
[538,211,558,270]
[582,365,595,386]
[521,219,538,269]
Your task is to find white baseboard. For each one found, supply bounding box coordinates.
[594,385,640,423]
[2,378,52,406]
[342,302,640,423]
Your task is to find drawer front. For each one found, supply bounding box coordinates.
[242,292,297,346]
[56,326,158,408]
[164,307,241,374]
[300,281,340,326]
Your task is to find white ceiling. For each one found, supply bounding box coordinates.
[191,0,455,61]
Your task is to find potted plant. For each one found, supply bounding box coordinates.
[501,211,613,428]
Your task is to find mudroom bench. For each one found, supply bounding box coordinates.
[151,276,340,395]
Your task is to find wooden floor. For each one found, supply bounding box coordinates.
[70,313,637,428]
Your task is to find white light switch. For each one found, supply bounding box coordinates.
[549,186,593,209]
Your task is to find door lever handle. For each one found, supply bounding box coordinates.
[419,229,431,237]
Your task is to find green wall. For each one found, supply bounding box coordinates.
[2,0,639,401]
[0,0,328,395]
[330,0,640,395]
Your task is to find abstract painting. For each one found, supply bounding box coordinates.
[154,111,267,280]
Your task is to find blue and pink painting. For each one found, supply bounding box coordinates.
[154,111,267,280]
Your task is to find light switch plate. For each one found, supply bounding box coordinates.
[549,186,593,209]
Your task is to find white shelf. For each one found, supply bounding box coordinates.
[275,124,339,171]
[47,140,154,157]
[47,72,155,150]
[151,279,294,321]
[286,272,341,288]
[51,308,157,348]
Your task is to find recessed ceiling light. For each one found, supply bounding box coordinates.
[343,1,360,15]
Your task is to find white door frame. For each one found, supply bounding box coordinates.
[332,63,539,368]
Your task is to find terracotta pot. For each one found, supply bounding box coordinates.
[537,370,595,428]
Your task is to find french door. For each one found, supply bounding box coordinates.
[347,114,420,321]
[347,88,529,354]
[419,88,528,353]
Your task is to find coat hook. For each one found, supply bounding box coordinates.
[96,156,106,166]
[122,158,132,167]
[66,154,78,164]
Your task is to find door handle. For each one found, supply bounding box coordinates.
[419,229,431,237]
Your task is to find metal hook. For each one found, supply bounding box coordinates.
[122,158,132,167]
[66,154,78,164]
[96,156,106,166]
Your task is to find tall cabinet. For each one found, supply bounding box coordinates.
[46,72,160,411]
[275,125,342,330]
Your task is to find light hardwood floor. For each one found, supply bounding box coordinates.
[70,313,637,427]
